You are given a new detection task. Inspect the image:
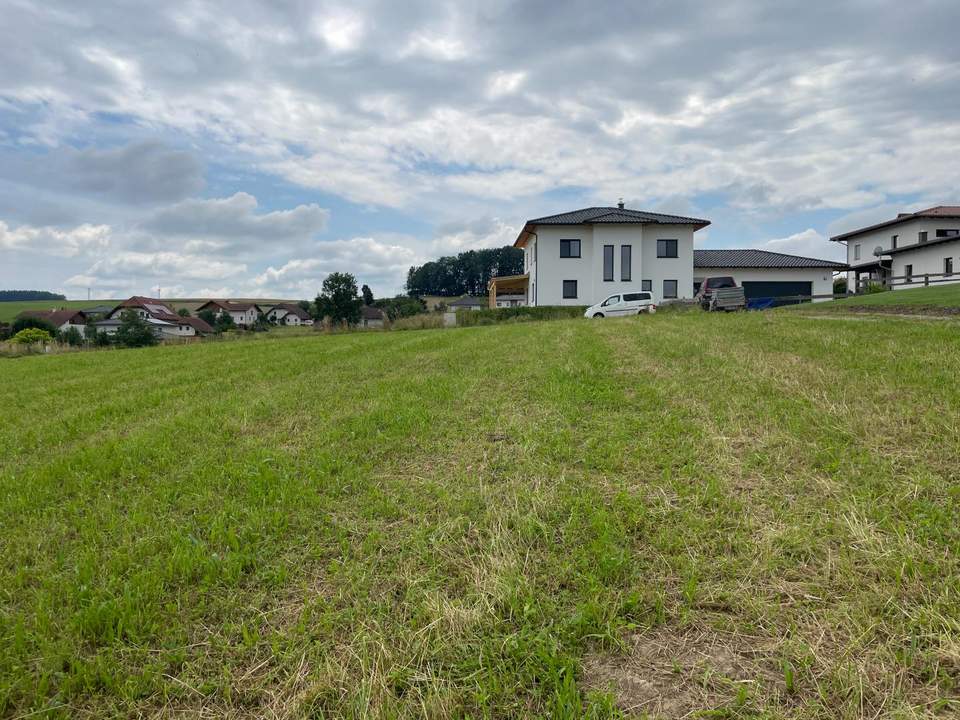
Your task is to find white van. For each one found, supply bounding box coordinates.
[584,292,656,318]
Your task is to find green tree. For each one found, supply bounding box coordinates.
[177,307,191,317]
[297,300,312,313]
[833,276,848,295]
[197,309,217,327]
[0,322,10,341]
[315,272,362,326]
[374,295,426,321]
[91,329,112,347]
[361,284,374,306]
[115,310,158,347]
[405,246,523,296]
[12,327,52,345]
[60,326,84,346]
[12,316,57,335]
[214,312,235,332]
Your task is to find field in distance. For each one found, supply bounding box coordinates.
[1,312,957,718]
[0,298,297,322]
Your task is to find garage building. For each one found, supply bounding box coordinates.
[694,249,846,305]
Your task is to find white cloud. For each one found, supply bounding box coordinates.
[0,220,111,256]
[750,228,844,261]
[431,217,519,252]
[313,10,365,53]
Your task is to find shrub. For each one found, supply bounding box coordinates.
[12,327,52,345]
[12,316,57,335]
[0,322,10,341]
[833,277,848,294]
[862,282,889,294]
[391,314,446,331]
[177,307,191,317]
[60,326,84,346]
[455,306,587,327]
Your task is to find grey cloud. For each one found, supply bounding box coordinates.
[0,140,204,205]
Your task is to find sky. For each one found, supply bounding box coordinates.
[1,0,959,300]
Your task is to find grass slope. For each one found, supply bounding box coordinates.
[1,315,958,718]
[791,282,960,313]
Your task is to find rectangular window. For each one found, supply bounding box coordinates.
[623,292,651,302]
[904,264,913,282]
[560,239,581,258]
[945,257,954,276]
[603,245,614,281]
[891,234,898,249]
[641,279,652,292]
[657,239,678,258]
[663,279,678,298]
[620,245,632,281]
[562,280,578,299]
[854,244,861,261]
[919,231,928,243]
[936,229,959,238]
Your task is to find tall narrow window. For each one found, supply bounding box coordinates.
[891,234,898,249]
[657,239,678,258]
[620,245,632,281]
[562,280,578,299]
[854,244,861,261]
[919,231,928,243]
[945,257,954,276]
[904,264,913,282]
[603,245,614,281]
[560,239,581,258]
[663,279,678,298]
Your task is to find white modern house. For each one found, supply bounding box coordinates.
[491,204,845,307]
[493,204,708,308]
[830,206,960,290]
[693,250,844,303]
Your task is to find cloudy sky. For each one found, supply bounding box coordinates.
[2,0,959,299]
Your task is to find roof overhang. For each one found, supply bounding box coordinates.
[830,213,960,242]
[885,235,960,255]
[487,273,529,290]
[514,222,535,248]
[694,263,848,270]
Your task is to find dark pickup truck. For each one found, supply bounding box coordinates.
[696,276,746,311]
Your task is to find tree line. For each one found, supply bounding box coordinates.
[0,290,67,302]
[405,247,523,297]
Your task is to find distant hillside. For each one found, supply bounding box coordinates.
[0,291,67,302]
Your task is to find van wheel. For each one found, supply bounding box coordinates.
[593,312,605,319]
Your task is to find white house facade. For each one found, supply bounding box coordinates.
[511,205,707,307]
[490,205,848,307]
[830,206,960,290]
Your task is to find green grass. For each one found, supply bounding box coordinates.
[790,282,960,313]
[1,314,958,718]
[0,300,120,323]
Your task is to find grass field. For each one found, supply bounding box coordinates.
[0,300,120,323]
[1,313,958,718]
[791,282,960,313]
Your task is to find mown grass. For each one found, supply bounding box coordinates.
[1,313,958,718]
[790,282,960,313]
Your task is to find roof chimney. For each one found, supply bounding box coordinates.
[617,198,624,210]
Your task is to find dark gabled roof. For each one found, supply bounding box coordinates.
[528,206,711,227]
[196,299,257,312]
[516,206,710,247]
[694,249,847,269]
[17,309,87,326]
[178,316,214,333]
[448,295,485,306]
[830,206,960,242]
[81,304,115,315]
[361,305,385,319]
[268,303,310,319]
[885,234,960,256]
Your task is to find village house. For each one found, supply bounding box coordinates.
[17,309,89,335]
[98,296,212,338]
[195,300,260,327]
[830,206,960,290]
[360,305,386,328]
[265,303,314,325]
